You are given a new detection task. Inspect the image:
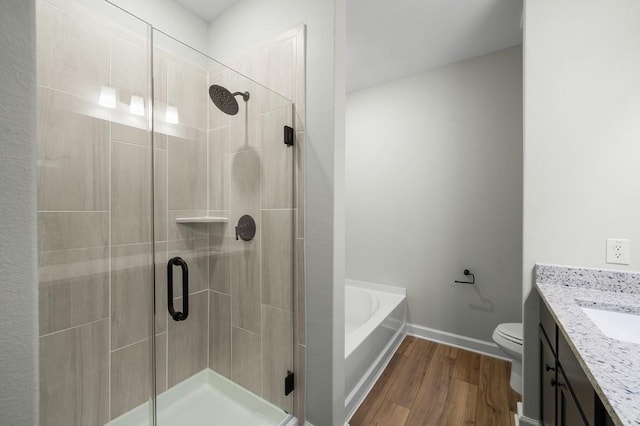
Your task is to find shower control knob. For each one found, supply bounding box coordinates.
[235,215,256,241]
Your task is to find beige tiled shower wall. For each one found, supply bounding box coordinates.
[206,27,307,421]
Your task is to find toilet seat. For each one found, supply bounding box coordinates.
[496,323,523,345]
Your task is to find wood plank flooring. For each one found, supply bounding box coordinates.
[349,336,521,426]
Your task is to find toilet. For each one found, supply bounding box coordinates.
[492,322,523,394]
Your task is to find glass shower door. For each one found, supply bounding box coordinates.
[36,1,155,425]
[152,30,297,425]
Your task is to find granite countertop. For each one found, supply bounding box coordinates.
[536,264,640,426]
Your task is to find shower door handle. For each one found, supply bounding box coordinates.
[167,257,189,321]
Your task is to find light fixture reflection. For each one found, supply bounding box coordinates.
[165,105,179,124]
[99,85,117,109]
[129,95,145,116]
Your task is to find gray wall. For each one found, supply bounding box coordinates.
[0,0,38,424]
[346,46,523,343]
[208,1,346,425]
[522,0,640,420]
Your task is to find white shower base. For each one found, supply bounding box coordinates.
[108,369,294,426]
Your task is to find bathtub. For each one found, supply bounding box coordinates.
[345,279,406,420]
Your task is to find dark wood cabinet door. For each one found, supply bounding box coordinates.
[558,383,587,426]
[540,329,557,425]
[558,332,595,424]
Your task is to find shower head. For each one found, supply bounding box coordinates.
[208,84,250,116]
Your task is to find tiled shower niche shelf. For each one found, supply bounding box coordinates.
[175,216,229,224]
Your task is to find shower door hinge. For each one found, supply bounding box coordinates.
[284,370,295,396]
[284,125,294,147]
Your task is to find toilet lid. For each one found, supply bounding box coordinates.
[497,323,523,344]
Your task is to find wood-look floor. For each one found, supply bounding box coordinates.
[349,336,521,426]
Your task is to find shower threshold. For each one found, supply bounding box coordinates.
[108,369,294,426]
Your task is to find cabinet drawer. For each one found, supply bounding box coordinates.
[540,299,557,351]
[558,332,595,425]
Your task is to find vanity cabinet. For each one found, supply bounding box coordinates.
[539,329,557,425]
[539,301,614,426]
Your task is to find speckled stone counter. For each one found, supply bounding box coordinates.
[536,264,640,426]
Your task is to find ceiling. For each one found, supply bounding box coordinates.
[347,0,522,92]
[174,0,523,92]
[174,0,239,22]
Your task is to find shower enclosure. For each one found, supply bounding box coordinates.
[36,1,298,425]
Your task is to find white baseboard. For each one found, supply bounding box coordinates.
[283,416,298,426]
[518,416,540,426]
[406,323,510,361]
[514,402,540,426]
[302,423,347,426]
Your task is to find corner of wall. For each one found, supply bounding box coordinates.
[0,1,39,424]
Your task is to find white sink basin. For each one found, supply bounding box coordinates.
[581,306,640,345]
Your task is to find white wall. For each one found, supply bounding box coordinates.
[108,0,208,53]
[208,2,346,425]
[522,0,640,420]
[346,46,523,343]
[0,1,38,424]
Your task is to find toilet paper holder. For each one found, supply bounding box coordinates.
[454,269,475,285]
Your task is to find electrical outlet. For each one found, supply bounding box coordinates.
[606,238,630,265]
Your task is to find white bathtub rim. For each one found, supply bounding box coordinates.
[345,278,406,296]
[345,286,405,358]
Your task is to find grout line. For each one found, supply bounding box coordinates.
[262,303,295,315]
[37,210,110,213]
[206,287,211,371]
[107,33,113,419]
[226,109,234,379]
[39,317,109,339]
[260,305,265,398]
[109,241,153,249]
[258,104,265,402]
[232,325,262,338]
[208,123,228,131]
[206,85,212,373]
[164,95,170,395]
[110,336,149,354]
[38,244,110,255]
[260,103,293,115]
[111,139,153,149]
[171,288,209,299]
[36,83,102,102]
[229,147,262,156]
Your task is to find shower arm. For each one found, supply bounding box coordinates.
[231,91,250,102]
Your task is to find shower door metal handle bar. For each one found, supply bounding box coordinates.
[167,256,189,321]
